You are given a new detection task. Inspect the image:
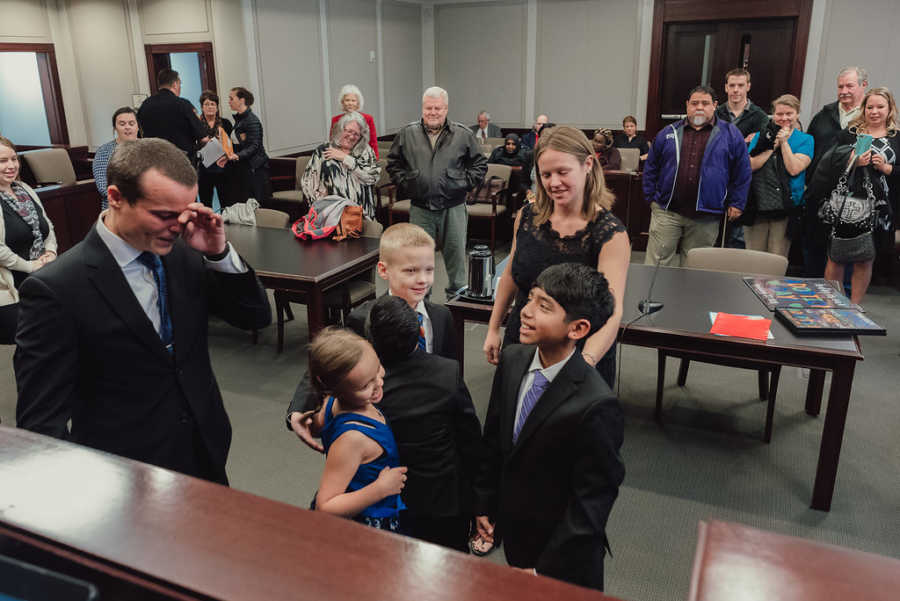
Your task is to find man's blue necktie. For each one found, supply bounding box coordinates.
[137,251,173,352]
[416,312,427,352]
[513,371,550,444]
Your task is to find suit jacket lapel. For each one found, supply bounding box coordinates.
[425,300,445,351]
[500,346,533,456]
[83,226,171,361]
[508,352,586,459]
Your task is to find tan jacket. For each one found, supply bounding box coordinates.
[0,181,57,306]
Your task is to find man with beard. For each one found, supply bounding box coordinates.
[642,85,751,266]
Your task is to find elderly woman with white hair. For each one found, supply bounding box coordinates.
[302,111,381,219]
[331,84,379,158]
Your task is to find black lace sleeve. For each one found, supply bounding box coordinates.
[511,205,626,293]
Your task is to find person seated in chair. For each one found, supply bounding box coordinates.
[592,129,622,171]
[470,111,503,143]
[302,111,381,220]
[488,134,533,190]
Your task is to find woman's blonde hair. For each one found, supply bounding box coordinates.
[532,126,615,225]
[0,136,16,153]
[771,94,801,113]
[849,87,898,134]
[308,327,368,395]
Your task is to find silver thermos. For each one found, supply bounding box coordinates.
[467,245,494,298]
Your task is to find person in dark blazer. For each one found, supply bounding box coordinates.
[474,263,624,591]
[137,68,208,157]
[366,295,482,551]
[15,138,271,484]
[470,111,503,143]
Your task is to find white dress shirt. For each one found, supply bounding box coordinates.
[513,347,576,429]
[388,291,432,353]
[96,214,245,336]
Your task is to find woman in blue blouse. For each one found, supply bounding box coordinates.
[745,94,814,257]
[92,107,139,209]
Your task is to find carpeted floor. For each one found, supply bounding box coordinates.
[1,249,898,601]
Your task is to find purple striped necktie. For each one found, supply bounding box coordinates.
[513,371,550,444]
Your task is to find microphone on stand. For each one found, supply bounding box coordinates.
[638,252,665,315]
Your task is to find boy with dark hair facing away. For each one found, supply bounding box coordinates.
[286,222,457,445]
[474,263,624,590]
[367,295,482,551]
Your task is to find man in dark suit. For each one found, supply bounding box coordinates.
[367,295,482,551]
[470,111,503,143]
[474,263,625,590]
[137,68,208,157]
[15,138,271,484]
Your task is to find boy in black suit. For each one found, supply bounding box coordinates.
[286,223,456,443]
[474,263,625,590]
[366,295,482,551]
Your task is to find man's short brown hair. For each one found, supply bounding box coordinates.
[379,223,434,263]
[107,138,197,205]
[725,68,751,83]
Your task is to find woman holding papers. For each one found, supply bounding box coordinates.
[197,90,235,208]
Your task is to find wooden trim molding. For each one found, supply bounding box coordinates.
[144,42,216,95]
[0,43,69,145]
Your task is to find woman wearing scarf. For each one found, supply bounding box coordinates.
[489,133,533,191]
[0,136,57,343]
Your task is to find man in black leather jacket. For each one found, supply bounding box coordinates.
[387,87,487,295]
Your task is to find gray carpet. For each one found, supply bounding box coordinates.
[1,250,898,601]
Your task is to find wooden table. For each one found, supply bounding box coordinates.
[447,264,863,511]
[0,426,624,601]
[225,224,380,336]
[688,520,900,601]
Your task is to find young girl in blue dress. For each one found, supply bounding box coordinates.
[310,327,407,531]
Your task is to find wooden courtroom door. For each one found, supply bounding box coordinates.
[658,19,795,128]
[644,0,814,138]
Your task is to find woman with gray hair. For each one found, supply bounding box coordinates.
[331,84,379,158]
[303,111,381,219]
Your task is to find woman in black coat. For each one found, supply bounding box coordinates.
[227,86,271,204]
[809,87,899,304]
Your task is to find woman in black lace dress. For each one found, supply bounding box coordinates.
[482,126,630,388]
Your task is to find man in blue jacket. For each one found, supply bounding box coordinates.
[642,85,752,266]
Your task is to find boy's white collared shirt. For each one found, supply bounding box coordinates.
[513,347,576,431]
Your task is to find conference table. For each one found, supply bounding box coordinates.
[688,520,900,601]
[0,426,624,601]
[225,224,380,337]
[447,264,863,511]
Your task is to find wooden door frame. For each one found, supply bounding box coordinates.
[0,43,69,145]
[646,0,813,138]
[144,42,217,95]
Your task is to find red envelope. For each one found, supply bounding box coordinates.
[710,312,772,341]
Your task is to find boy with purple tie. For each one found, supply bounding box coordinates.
[474,263,625,590]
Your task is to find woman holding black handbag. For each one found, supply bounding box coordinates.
[812,87,898,304]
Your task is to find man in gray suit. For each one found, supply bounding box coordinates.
[470,111,503,142]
